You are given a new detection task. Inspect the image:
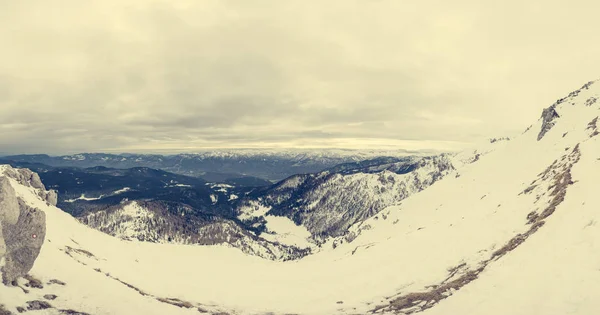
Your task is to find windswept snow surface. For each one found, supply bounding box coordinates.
[2,81,600,314]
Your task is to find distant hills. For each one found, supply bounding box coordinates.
[2,149,421,182]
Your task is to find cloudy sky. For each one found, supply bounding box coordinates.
[1,0,599,154]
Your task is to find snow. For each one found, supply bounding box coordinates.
[81,201,160,243]
[64,194,104,203]
[113,187,131,195]
[237,201,271,220]
[2,144,543,314]
[119,202,153,219]
[261,215,313,249]
[64,188,131,203]
[165,183,193,188]
[275,175,307,190]
[2,80,600,314]
[63,154,86,161]
[164,183,194,188]
[181,148,424,160]
[174,184,192,187]
[209,183,234,189]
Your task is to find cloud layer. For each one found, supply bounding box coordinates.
[1,0,600,154]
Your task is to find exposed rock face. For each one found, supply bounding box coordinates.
[0,178,20,227]
[0,225,5,264]
[538,104,560,140]
[25,300,53,311]
[1,167,57,206]
[0,177,20,264]
[2,201,46,284]
[0,168,47,285]
[45,190,58,207]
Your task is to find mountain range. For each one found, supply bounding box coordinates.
[0,153,457,259]
[2,149,424,182]
[1,79,600,314]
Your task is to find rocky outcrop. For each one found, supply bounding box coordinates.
[0,168,47,285]
[45,190,58,207]
[1,167,57,206]
[537,80,598,141]
[489,137,510,143]
[537,104,560,141]
[0,178,20,227]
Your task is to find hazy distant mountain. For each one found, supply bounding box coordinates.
[3,149,423,181]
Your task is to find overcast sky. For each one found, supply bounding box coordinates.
[1,0,600,154]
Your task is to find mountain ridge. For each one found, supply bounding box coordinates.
[2,149,431,182]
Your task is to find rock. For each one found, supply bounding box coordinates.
[0,224,6,260]
[43,294,58,300]
[25,300,52,311]
[1,196,46,284]
[0,177,20,226]
[538,104,560,141]
[8,168,44,191]
[0,304,13,315]
[24,275,44,289]
[48,279,66,286]
[27,172,45,191]
[59,310,90,315]
[46,190,58,206]
[1,168,56,205]
[1,166,48,284]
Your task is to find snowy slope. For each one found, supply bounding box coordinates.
[2,80,600,314]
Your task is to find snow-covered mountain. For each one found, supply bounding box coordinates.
[17,165,310,260]
[237,155,456,245]
[1,154,460,259]
[79,200,308,260]
[40,155,455,259]
[2,79,600,314]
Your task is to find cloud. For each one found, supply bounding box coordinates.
[1,0,600,154]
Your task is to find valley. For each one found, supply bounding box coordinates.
[2,80,600,314]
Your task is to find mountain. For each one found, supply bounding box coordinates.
[79,200,308,261]
[0,156,274,187]
[0,163,308,260]
[236,155,456,244]
[2,80,600,314]
[1,154,460,256]
[3,149,424,182]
